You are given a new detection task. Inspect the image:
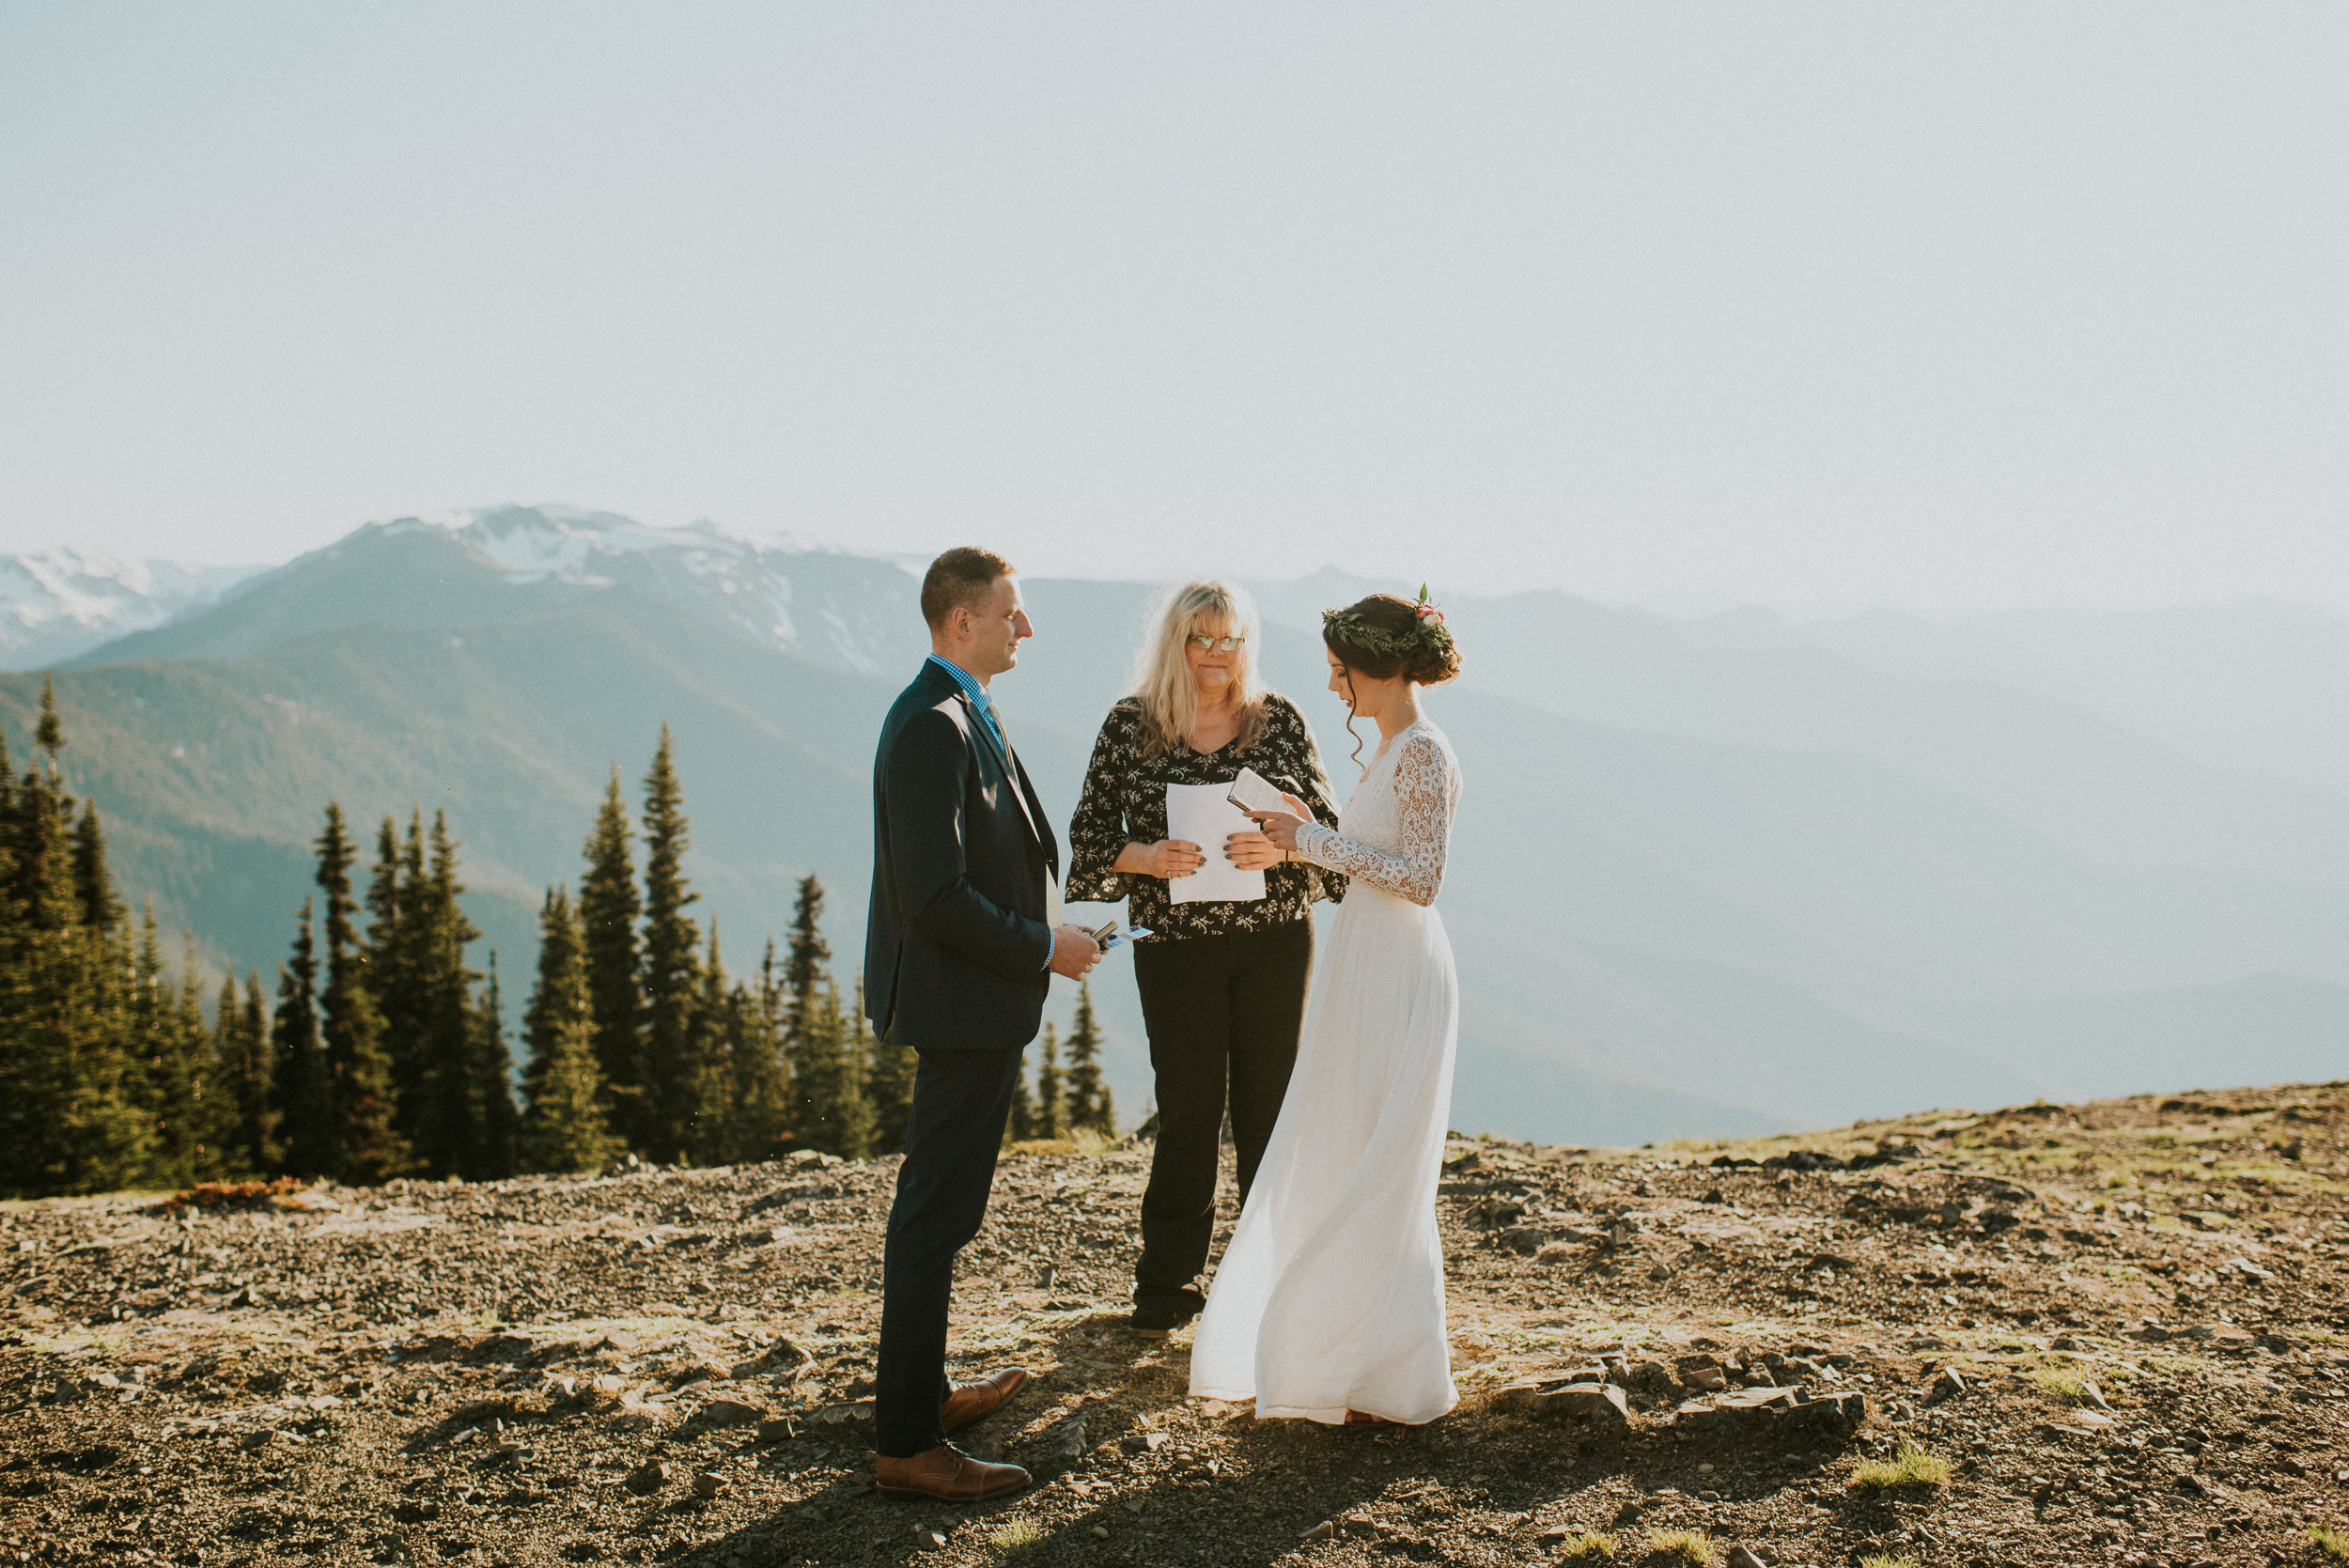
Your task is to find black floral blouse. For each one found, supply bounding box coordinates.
[1066,694,1345,941]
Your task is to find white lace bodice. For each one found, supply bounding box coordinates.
[1292,719,1459,907]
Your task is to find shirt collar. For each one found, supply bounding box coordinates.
[926,653,999,727]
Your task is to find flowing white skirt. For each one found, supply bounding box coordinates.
[1187,881,1460,1424]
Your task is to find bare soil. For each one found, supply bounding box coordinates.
[6,1081,2348,1568]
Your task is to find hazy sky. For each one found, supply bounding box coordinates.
[4,4,2345,613]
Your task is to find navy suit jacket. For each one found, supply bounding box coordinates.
[863,660,1061,1051]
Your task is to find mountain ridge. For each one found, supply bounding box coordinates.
[10,505,2348,1145]
[0,548,262,670]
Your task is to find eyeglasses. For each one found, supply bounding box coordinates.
[1186,634,1246,652]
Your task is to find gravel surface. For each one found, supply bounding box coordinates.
[5,1082,2346,1568]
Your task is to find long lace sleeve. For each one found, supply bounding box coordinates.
[1257,696,1346,906]
[1293,732,1455,907]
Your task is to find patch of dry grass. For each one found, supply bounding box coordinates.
[1645,1528,1713,1565]
[987,1515,1044,1558]
[1850,1439,1951,1491]
[1555,1532,1617,1560]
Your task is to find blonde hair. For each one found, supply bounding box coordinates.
[1129,581,1269,757]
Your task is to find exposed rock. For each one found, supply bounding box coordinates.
[695,1397,765,1427]
[1494,1380,1629,1428]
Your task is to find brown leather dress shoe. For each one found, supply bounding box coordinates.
[875,1445,1031,1502]
[941,1366,1029,1431]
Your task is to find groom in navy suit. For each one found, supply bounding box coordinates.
[865,546,1102,1501]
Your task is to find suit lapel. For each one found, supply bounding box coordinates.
[954,690,1045,853]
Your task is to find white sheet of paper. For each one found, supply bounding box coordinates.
[1165,782,1267,904]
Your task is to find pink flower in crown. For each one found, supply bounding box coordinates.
[1413,584,1445,626]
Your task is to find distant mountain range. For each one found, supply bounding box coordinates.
[3,505,2344,1145]
[0,549,261,668]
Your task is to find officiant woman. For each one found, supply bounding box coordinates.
[1066,581,1343,1338]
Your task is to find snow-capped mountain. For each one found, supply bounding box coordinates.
[68,504,933,676]
[0,549,262,670]
[442,505,924,675]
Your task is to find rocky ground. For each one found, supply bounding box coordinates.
[5,1081,2348,1568]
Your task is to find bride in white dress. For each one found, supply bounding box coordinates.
[1188,590,1464,1425]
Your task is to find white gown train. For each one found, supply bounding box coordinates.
[1189,718,1463,1424]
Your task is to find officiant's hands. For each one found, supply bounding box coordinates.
[1223,830,1283,870]
[1049,924,1104,978]
[1115,838,1205,879]
[1245,791,1316,852]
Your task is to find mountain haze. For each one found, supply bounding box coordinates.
[6,506,2345,1144]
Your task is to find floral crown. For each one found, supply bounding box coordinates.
[1320,583,1452,661]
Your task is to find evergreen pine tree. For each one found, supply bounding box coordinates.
[859,980,915,1155]
[315,803,407,1183]
[756,937,785,1037]
[790,979,871,1158]
[744,937,794,1153]
[9,691,76,929]
[721,968,791,1164]
[133,904,202,1189]
[0,726,18,1193]
[174,934,226,1181]
[0,722,14,939]
[782,875,828,1063]
[685,924,729,1164]
[782,876,868,1156]
[1004,1044,1037,1145]
[0,691,148,1196]
[367,812,431,1154]
[226,970,274,1175]
[638,727,702,1163]
[1034,1023,1066,1140]
[1062,983,1114,1136]
[518,887,619,1173]
[471,954,518,1181]
[210,972,257,1176]
[273,898,334,1177]
[70,800,124,932]
[35,675,64,758]
[579,766,644,1151]
[411,813,486,1178]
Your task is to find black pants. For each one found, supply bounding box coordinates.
[874,1046,1024,1459]
[1130,919,1314,1304]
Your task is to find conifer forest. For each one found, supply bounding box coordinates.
[0,683,1115,1200]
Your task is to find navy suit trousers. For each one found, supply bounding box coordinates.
[873,1045,1027,1458]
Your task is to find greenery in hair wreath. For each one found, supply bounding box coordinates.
[1321,582,1453,660]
